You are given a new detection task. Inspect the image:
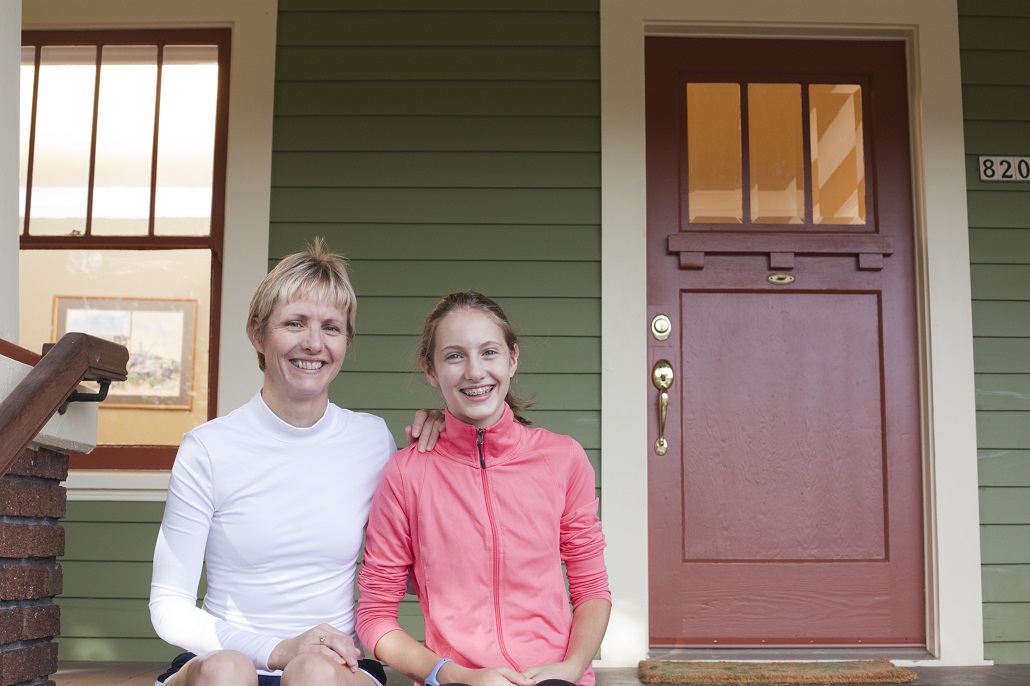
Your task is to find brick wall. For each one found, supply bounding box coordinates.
[0,448,67,686]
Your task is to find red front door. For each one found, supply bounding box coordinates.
[645,38,925,647]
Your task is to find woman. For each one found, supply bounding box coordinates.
[357,291,611,686]
[150,238,441,686]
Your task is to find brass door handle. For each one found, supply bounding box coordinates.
[652,360,674,456]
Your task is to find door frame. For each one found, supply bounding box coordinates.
[598,0,986,667]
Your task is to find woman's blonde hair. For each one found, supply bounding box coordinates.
[417,290,532,425]
[247,236,356,371]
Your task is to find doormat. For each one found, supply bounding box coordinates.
[637,659,917,684]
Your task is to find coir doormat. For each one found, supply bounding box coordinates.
[637,659,917,684]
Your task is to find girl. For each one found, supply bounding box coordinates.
[357,291,611,686]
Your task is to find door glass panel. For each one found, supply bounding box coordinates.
[686,83,742,224]
[30,46,97,236]
[810,84,866,225]
[154,45,218,237]
[748,83,804,224]
[92,46,158,236]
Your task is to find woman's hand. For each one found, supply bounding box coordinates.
[269,623,361,672]
[406,409,445,452]
[523,661,583,684]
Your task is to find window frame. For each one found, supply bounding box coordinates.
[20,28,231,469]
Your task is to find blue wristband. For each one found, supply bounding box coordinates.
[425,658,453,686]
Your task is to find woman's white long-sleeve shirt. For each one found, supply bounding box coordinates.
[149,392,396,674]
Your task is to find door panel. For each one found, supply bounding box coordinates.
[646,38,924,647]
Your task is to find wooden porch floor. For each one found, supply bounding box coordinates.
[53,661,1030,686]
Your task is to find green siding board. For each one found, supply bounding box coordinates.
[276,46,599,80]
[272,116,600,152]
[969,229,1030,264]
[976,375,1030,410]
[983,565,1030,602]
[270,151,600,188]
[972,301,1030,336]
[981,526,1030,564]
[979,450,1030,486]
[274,82,600,116]
[282,1,598,12]
[967,193,1030,230]
[269,225,601,261]
[61,560,153,599]
[970,265,1030,300]
[975,339,1030,373]
[980,487,1030,523]
[347,302,599,338]
[959,0,1030,18]
[62,522,158,561]
[323,261,600,297]
[276,12,599,47]
[56,637,178,663]
[330,371,599,411]
[964,120,1030,154]
[269,188,600,224]
[345,335,600,371]
[960,50,1030,87]
[959,17,1030,50]
[61,599,158,638]
[983,603,1030,642]
[963,85,1030,121]
[985,642,1030,664]
[976,411,1030,448]
[64,500,164,523]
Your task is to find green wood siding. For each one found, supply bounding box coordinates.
[270,0,601,455]
[960,0,1030,664]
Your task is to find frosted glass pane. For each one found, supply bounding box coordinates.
[154,45,218,236]
[30,46,97,236]
[810,84,866,225]
[687,83,743,224]
[748,83,805,224]
[92,46,158,236]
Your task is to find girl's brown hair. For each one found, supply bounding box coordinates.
[418,290,532,425]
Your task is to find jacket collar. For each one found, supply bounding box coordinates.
[436,404,524,465]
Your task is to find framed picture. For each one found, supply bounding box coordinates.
[54,297,197,410]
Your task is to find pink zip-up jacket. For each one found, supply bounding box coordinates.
[357,405,610,686]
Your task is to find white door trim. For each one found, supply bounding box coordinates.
[598,0,986,667]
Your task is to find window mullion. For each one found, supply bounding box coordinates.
[23,46,42,237]
[148,44,164,238]
[85,44,102,237]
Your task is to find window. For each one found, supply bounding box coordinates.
[19,29,230,469]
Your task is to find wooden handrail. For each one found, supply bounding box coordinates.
[0,333,128,476]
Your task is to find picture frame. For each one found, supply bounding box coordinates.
[54,296,197,410]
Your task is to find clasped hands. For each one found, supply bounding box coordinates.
[269,623,361,672]
[445,660,582,686]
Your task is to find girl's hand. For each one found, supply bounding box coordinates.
[523,661,583,684]
[269,623,361,672]
[406,409,445,452]
[445,664,535,686]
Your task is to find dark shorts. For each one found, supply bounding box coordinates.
[155,651,387,686]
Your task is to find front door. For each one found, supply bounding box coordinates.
[645,38,925,647]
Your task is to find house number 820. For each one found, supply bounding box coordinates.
[979,156,1030,182]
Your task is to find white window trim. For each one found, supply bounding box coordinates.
[598,0,986,668]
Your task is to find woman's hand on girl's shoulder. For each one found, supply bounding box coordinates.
[406,409,445,453]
